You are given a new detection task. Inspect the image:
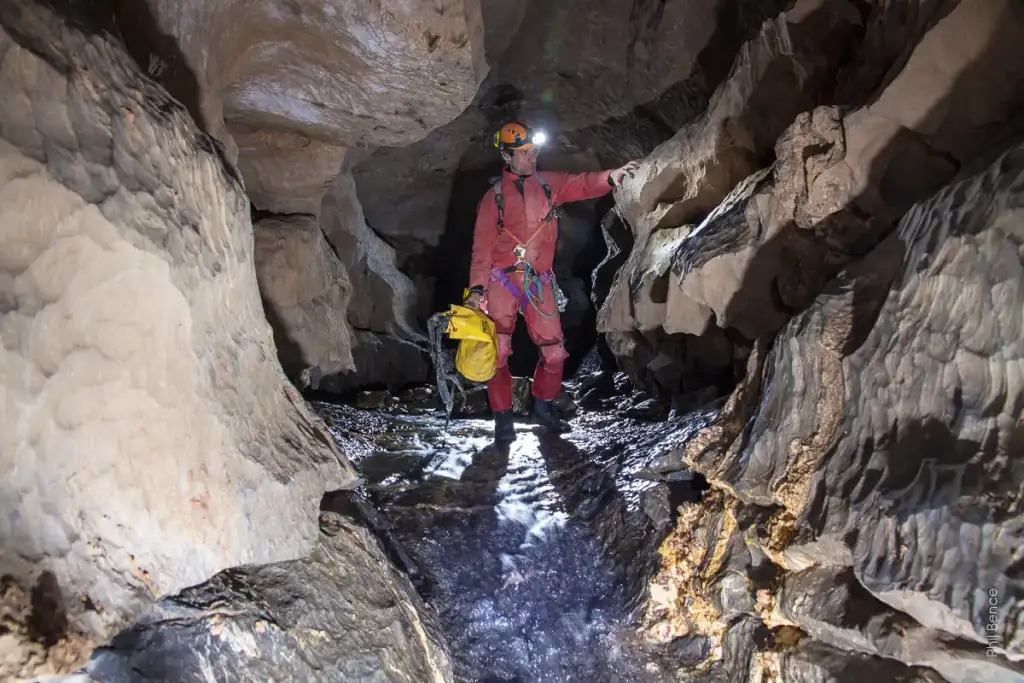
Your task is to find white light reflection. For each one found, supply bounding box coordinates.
[422,427,494,480]
[494,429,568,546]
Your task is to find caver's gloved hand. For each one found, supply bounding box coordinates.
[464,285,485,310]
[608,160,641,188]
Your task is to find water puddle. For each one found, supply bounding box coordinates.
[313,401,713,682]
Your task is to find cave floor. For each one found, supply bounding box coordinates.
[315,400,713,683]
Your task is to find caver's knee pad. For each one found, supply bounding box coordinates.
[539,340,569,367]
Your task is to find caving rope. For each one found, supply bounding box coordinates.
[427,309,465,431]
[426,303,499,435]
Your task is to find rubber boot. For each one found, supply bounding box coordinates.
[532,398,570,433]
[494,410,516,443]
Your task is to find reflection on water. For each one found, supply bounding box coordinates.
[313,402,713,682]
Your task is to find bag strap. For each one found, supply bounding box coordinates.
[536,172,559,222]
[490,173,558,232]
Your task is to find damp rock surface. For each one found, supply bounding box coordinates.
[314,399,714,682]
[0,3,407,677]
[637,136,1024,683]
[81,506,453,683]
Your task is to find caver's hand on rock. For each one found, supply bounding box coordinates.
[608,160,641,188]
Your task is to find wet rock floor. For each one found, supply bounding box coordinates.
[314,399,714,683]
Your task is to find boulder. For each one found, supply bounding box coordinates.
[84,505,453,683]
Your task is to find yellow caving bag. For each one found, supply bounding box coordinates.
[426,302,499,428]
[446,304,498,383]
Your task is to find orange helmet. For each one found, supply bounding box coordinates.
[493,121,547,151]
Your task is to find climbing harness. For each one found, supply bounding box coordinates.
[492,173,560,231]
[490,265,568,317]
[426,304,498,429]
[489,174,569,317]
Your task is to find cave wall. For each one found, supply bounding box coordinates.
[106,0,489,393]
[601,0,1024,396]
[641,137,1024,683]
[253,215,355,382]
[0,3,447,678]
[617,0,1024,678]
[353,0,809,387]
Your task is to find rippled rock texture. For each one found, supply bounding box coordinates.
[600,0,1024,393]
[639,139,1024,681]
[83,505,452,683]
[109,0,486,391]
[0,3,437,678]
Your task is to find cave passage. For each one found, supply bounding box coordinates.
[314,397,714,683]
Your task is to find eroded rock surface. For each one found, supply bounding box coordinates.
[0,3,449,678]
[599,0,865,337]
[236,130,347,216]
[108,0,488,393]
[640,139,1024,681]
[607,0,1024,359]
[315,170,430,392]
[84,505,453,683]
[115,0,487,162]
[253,215,354,381]
[322,171,421,341]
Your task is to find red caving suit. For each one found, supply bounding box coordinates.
[468,167,613,411]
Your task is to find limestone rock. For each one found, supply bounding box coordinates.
[0,2,366,675]
[323,331,432,396]
[643,140,1024,679]
[236,129,347,216]
[613,0,1024,351]
[778,640,950,683]
[322,171,421,340]
[114,0,488,157]
[741,141,1024,661]
[109,0,488,380]
[85,505,453,683]
[315,170,432,390]
[253,215,355,383]
[599,0,864,336]
[777,567,1012,681]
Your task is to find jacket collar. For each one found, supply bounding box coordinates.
[503,168,534,181]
